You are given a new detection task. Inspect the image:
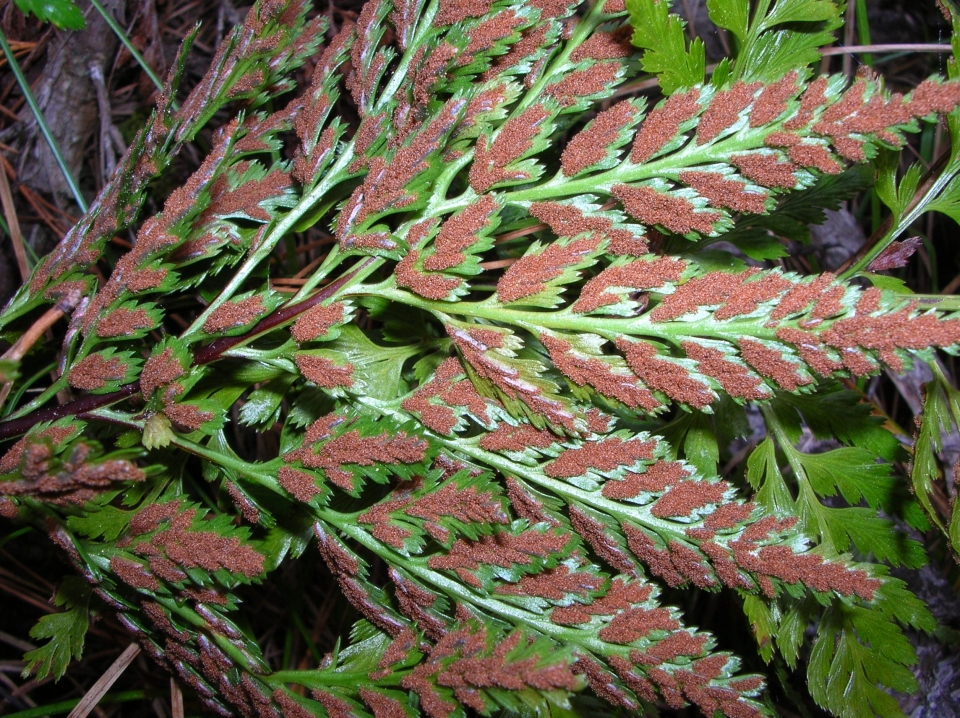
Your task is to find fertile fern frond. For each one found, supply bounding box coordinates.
[2,0,960,716]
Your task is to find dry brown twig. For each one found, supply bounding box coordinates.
[0,288,83,409]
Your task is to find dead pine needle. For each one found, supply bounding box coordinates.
[66,643,140,718]
[170,678,184,718]
[0,160,27,282]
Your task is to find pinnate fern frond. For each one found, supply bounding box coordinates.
[2,0,960,716]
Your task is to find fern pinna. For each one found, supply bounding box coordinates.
[4,0,960,715]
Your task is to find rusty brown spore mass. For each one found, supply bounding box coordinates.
[433,0,491,26]
[616,339,714,408]
[496,562,604,600]
[482,27,550,82]
[575,655,641,710]
[505,477,560,527]
[396,250,464,300]
[497,236,601,303]
[403,357,492,435]
[631,88,701,164]
[140,348,184,399]
[360,478,508,548]
[613,184,722,236]
[277,466,323,503]
[601,460,690,500]
[163,403,215,431]
[529,200,647,256]
[284,413,427,491]
[470,104,552,193]
[68,353,128,391]
[750,72,800,127]
[0,439,144,506]
[347,0,389,110]
[339,99,463,240]
[203,296,266,334]
[730,153,799,189]
[405,481,509,532]
[545,436,656,478]
[291,301,347,343]
[0,427,75,474]
[129,507,264,578]
[651,269,791,322]
[424,195,498,271]
[543,62,621,107]
[679,171,769,214]
[569,506,639,576]
[427,528,570,587]
[682,341,768,401]
[457,10,525,62]
[541,334,661,410]
[562,100,643,177]
[572,256,685,314]
[784,76,829,130]
[96,308,156,338]
[295,354,355,389]
[447,323,580,432]
[651,480,728,519]
[697,82,762,144]
[738,339,811,391]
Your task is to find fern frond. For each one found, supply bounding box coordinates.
[3,0,960,716]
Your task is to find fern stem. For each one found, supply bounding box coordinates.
[370,0,441,116]
[266,668,405,689]
[347,394,700,541]
[756,404,839,553]
[840,155,960,278]
[187,0,447,332]
[0,383,138,440]
[852,0,874,67]
[0,257,377,438]
[87,403,678,663]
[435,119,797,212]
[732,0,774,82]
[360,284,777,344]
[451,436,690,536]
[906,294,960,309]
[334,516,622,656]
[289,245,350,303]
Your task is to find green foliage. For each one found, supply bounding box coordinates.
[706,0,843,83]
[13,0,85,29]
[807,575,935,718]
[913,362,960,545]
[626,0,705,94]
[3,0,960,716]
[22,577,92,680]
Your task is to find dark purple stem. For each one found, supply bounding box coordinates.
[0,259,376,441]
[193,258,374,364]
[0,384,141,441]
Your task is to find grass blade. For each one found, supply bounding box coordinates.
[0,29,87,211]
[3,691,147,718]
